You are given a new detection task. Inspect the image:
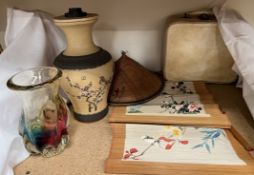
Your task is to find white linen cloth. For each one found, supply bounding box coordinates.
[213,7,254,119]
[0,8,66,175]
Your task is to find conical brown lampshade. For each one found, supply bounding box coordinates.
[108,51,164,105]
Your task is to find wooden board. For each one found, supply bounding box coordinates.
[108,82,231,128]
[105,124,254,175]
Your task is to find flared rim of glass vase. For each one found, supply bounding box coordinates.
[7,66,62,91]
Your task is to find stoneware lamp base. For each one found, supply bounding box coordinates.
[74,107,108,122]
[54,8,114,122]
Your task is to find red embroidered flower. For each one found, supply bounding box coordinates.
[188,104,199,112]
[124,153,132,159]
[130,148,138,154]
[165,143,173,150]
[179,140,189,145]
[159,136,175,142]
[123,148,139,159]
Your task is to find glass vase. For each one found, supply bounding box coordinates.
[7,66,70,157]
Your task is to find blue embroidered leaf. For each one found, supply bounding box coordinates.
[192,143,204,149]
[205,143,211,153]
[211,138,215,148]
[202,133,214,140]
[220,130,226,137]
[211,132,221,139]
[200,130,214,133]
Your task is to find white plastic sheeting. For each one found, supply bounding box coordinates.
[214,6,254,119]
[0,8,66,175]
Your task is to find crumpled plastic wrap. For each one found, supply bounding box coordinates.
[214,6,254,118]
[0,8,66,175]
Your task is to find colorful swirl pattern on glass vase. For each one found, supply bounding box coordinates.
[7,67,70,157]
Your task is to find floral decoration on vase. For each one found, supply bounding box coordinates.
[65,75,112,112]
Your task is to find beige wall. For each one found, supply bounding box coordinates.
[0,0,217,70]
[225,0,254,27]
[0,32,4,48]
[0,0,220,31]
[0,0,253,70]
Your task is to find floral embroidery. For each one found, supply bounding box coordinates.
[123,126,189,160]
[162,81,194,95]
[127,97,203,115]
[169,126,182,137]
[123,147,139,160]
[160,82,202,114]
[161,97,202,114]
[122,124,245,165]
[192,129,225,153]
[126,81,207,116]
[65,76,112,112]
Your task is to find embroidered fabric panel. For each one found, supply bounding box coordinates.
[126,81,209,117]
[123,124,245,165]
[162,81,196,95]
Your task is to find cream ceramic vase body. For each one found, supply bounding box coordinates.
[54,8,114,122]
